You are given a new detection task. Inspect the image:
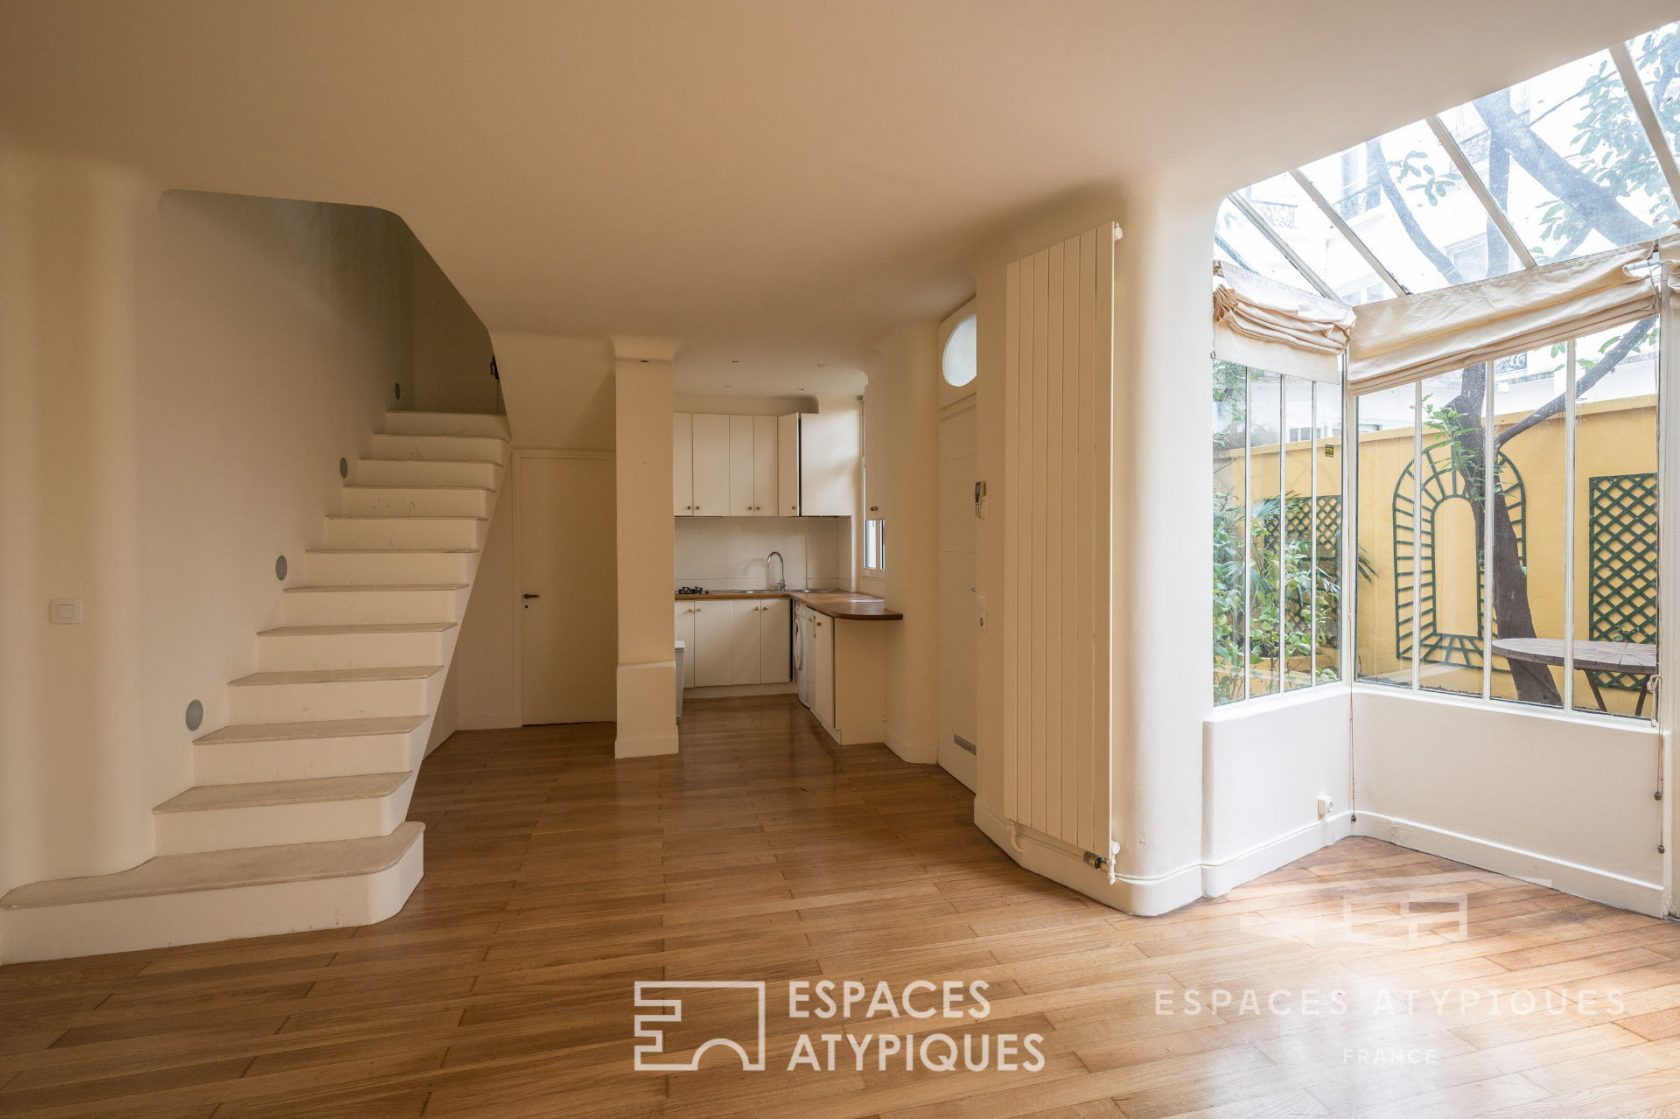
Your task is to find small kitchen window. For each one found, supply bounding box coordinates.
[864,517,887,573]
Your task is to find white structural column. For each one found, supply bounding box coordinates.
[611,336,680,758]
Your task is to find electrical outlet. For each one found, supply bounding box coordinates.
[1317,794,1335,820]
[49,599,83,625]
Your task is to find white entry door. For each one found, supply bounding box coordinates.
[519,454,616,725]
[937,401,978,790]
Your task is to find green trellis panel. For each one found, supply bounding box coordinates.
[1250,495,1343,648]
[1588,473,1659,693]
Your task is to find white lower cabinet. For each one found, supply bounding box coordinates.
[812,612,835,728]
[673,602,696,688]
[679,597,793,688]
[759,598,790,684]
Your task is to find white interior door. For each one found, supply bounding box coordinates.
[937,402,979,790]
[690,414,729,516]
[673,412,693,515]
[691,601,732,686]
[519,454,617,725]
[760,597,791,684]
[728,415,755,516]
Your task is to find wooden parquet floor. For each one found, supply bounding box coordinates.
[4,694,1680,1118]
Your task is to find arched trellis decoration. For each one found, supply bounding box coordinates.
[1393,441,1526,668]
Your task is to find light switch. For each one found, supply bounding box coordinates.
[49,599,83,625]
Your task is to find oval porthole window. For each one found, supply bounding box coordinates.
[941,312,977,388]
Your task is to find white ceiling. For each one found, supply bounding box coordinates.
[2,0,1671,397]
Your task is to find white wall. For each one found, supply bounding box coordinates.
[1203,689,1352,896]
[0,152,481,900]
[410,237,496,413]
[674,518,846,592]
[863,322,942,765]
[1354,688,1664,914]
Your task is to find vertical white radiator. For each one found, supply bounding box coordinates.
[1002,225,1116,866]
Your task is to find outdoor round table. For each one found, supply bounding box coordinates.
[1490,638,1657,715]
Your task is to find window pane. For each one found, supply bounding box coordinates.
[1214,200,1317,291]
[1235,174,1394,306]
[1248,371,1283,698]
[1443,50,1679,263]
[1628,22,1680,172]
[1213,361,1248,704]
[1299,121,1522,292]
[1356,383,1417,686]
[1572,315,1660,719]
[1282,376,1316,690]
[1416,369,1488,697]
[1315,382,1344,683]
[1489,343,1567,709]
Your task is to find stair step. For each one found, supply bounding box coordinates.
[323,514,487,550]
[256,623,458,672]
[153,772,418,855]
[305,547,478,586]
[193,715,430,784]
[283,582,471,625]
[157,772,412,813]
[195,714,427,745]
[0,825,424,963]
[227,664,444,723]
[383,411,510,439]
[340,485,493,518]
[355,457,502,488]
[368,432,507,466]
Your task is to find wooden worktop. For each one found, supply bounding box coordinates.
[674,589,902,621]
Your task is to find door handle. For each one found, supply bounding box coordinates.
[522,593,541,599]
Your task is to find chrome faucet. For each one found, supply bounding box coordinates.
[767,551,786,591]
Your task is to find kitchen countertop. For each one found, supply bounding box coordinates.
[674,589,902,621]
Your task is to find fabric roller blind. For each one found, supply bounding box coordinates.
[1347,238,1665,395]
[1212,263,1353,383]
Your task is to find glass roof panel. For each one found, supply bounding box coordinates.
[1627,21,1680,171]
[1234,173,1394,306]
[1442,48,1678,264]
[1299,120,1523,292]
[1213,199,1316,290]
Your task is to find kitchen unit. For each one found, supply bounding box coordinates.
[674,595,791,689]
[674,588,900,745]
[675,410,856,518]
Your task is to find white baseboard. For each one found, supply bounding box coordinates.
[1352,811,1664,917]
[683,683,797,699]
[615,731,678,759]
[1202,813,1353,897]
[884,728,936,765]
[974,802,1352,917]
[457,707,521,731]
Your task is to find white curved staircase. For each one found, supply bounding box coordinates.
[0,411,508,963]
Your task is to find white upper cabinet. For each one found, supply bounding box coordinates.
[753,415,777,516]
[689,413,730,517]
[673,413,694,515]
[777,413,800,516]
[728,416,756,516]
[674,409,855,519]
[795,411,859,517]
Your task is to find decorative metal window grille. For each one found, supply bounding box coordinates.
[1588,473,1659,693]
[1393,441,1526,668]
